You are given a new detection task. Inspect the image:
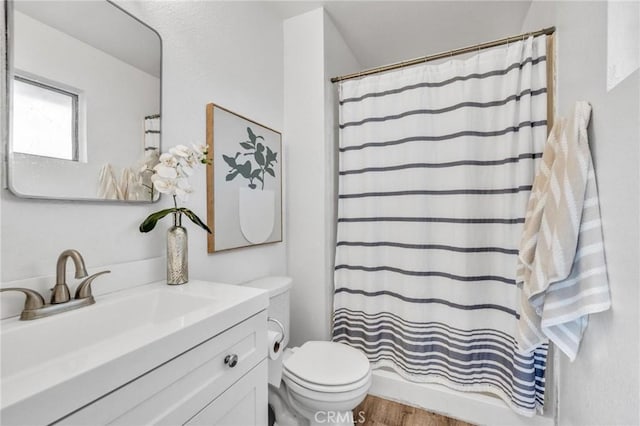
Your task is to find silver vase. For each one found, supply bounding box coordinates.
[167,212,188,285]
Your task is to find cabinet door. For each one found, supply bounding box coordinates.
[56,311,266,426]
[187,360,267,426]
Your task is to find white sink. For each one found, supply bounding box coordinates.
[0,280,269,425]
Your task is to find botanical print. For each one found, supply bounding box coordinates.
[206,104,282,252]
[222,127,278,190]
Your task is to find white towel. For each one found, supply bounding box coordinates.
[98,164,123,200]
[120,167,139,201]
[516,101,610,360]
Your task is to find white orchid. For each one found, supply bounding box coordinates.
[169,144,192,158]
[139,143,212,235]
[191,143,209,162]
[158,152,178,168]
[148,144,209,201]
[174,178,193,200]
[180,164,195,177]
[154,164,178,179]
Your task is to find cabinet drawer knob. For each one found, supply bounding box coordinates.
[224,354,239,368]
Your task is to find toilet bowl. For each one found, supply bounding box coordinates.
[241,277,372,426]
[282,341,371,426]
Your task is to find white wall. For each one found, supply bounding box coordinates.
[1,1,286,317]
[323,12,362,340]
[283,8,360,346]
[521,2,640,425]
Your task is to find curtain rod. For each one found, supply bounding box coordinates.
[330,26,555,83]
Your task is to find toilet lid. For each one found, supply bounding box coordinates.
[282,341,370,387]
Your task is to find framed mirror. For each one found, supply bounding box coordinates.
[4,0,162,202]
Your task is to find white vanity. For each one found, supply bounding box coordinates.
[0,281,269,425]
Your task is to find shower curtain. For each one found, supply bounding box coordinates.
[333,36,549,416]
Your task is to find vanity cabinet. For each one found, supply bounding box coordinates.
[186,360,267,425]
[56,311,268,426]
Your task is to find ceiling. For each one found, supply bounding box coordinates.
[14,1,533,79]
[270,1,533,70]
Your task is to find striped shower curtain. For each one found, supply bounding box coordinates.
[332,36,549,416]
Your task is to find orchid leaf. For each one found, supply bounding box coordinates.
[139,208,178,233]
[180,208,212,234]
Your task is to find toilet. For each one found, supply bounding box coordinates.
[241,276,371,426]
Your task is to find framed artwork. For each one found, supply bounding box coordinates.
[206,103,282,252]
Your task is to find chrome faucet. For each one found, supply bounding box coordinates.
[0,249,110,320]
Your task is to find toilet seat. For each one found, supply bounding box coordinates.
[282,341,371,393]
[284,368,372,394]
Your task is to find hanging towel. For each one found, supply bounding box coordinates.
[98,164,123,200]
[120,167,139,201]
[516,101,610,360]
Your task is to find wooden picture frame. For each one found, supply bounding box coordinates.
[206,103,283,253]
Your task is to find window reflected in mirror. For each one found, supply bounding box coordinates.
[13,75,79,161]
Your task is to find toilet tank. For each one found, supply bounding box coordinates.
[241,276,291,348]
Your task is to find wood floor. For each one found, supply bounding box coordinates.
[354,395,474,426]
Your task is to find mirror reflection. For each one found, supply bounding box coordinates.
[8,1,162,201]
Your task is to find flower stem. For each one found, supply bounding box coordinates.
[172,196,182,227]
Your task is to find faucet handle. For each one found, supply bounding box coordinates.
[75,270,111,300]
[0,288,46,310]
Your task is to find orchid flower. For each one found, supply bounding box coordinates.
[139,143,211,234]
